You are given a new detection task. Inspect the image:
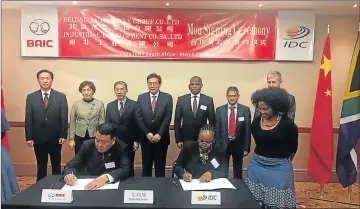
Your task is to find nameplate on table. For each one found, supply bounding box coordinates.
[41,189,73,203]
[124,190,154,204]
[191,191,221,205]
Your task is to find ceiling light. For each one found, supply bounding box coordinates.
[166,2,170,6]
[72,1,78,5]
[258,4,263,8]
[353,4,358,7]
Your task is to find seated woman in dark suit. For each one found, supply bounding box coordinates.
[172,124,226,182]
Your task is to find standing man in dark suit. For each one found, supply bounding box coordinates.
[105,81,139,177]
[216,86,251,179]
[25,69,68,182]
[174,76,215,149]
[254,70,296,121]
[136,73,173,177]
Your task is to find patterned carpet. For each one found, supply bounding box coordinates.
[17,176,360,208]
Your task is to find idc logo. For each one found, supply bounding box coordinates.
[29,19,50,35]
[284,26,310,40]
[282,26,311,48]
[197,194,218,201]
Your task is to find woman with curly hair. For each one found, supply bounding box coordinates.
[246,87,299,209]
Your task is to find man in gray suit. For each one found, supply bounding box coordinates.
[216,87,251,179]
[136,73,173,177]
[25,69,68,182]
[174,76,215,149]
[254,70,296,121]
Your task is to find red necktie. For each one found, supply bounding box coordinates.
[229,106,235,137]
[44,93,49,109]
[151,95,157,112]
[192,96,198,116]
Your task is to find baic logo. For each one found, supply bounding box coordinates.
[282,26,311,48]
[29,19,50,35]
[48,193,55,198]
[27,19,53,48]
[55,194,65,197]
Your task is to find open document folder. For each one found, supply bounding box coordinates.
[179,178,236,191]
[61,178,119,191]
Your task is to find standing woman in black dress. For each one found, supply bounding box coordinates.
[246,88,298,209]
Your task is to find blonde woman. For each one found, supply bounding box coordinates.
[69,81,105,153]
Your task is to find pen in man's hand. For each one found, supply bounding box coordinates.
[172,180,179,187]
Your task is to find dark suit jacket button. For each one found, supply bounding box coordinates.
[45,118,48,120]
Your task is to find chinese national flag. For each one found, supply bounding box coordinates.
[307,34,333,185]
[1,88,10,150]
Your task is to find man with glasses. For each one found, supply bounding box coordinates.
[172,124,226,182]
[62,123,130,189]
[135,73,173,177]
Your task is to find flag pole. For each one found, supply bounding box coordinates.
[319,23,329,200]
[320,185,324,198]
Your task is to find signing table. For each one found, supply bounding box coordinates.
[3,175,260,209]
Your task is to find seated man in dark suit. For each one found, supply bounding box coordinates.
[254,70,296,121]
[172,124,226,183]
[62,123,130,190]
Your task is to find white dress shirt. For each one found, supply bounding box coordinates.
[117,98,127,110]
[149,91,159,102]
[41,89,51,101]
[105,174,114,183]
[190,93,200,112]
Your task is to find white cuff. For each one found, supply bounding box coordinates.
[105,174,114,183]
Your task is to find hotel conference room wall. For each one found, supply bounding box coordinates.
[1,9,359,181]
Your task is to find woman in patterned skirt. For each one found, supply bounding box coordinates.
[246,87,298,209]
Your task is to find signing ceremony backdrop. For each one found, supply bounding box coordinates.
[1,6,358,178]
[21,7,315,61]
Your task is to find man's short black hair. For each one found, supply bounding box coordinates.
[251,88,290,116]
[147,73,162,84]
[227,86,239,95]
[96,123,116,140]
[37,69,54,79]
